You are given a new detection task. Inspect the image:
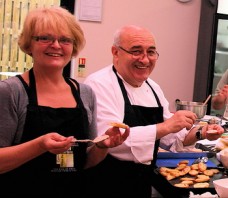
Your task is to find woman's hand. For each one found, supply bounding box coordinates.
[38,133,75,154]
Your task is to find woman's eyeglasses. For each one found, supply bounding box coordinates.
[32,35,75,45]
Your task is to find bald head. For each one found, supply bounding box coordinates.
[113,25,156,47]
[111,25,158,87]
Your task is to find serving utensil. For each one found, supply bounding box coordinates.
[203,94,211,106]
[192,156,208,164]
[71,135,109,144]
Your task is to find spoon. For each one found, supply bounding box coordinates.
[192,156,208,165]
[71,135,109,143]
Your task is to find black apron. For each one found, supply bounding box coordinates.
[85,66,164,198]
[1,69,89,196]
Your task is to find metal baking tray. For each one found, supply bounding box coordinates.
[154,167,227,197]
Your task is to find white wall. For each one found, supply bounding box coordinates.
[73,0,201,112]
[217,0,228,14]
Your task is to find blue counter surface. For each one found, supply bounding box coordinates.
[156,152,218,167]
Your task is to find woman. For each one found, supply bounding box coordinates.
[0,6,129,196]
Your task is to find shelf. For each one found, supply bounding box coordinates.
[214,73,223,77]
[216,50,228,55]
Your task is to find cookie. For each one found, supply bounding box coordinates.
[193,182,209,188]
[174,183,189,188]
[109,122,129,129]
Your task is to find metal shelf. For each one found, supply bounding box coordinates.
[216,50,228,55]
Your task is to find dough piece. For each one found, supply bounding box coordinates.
[206,129,218,134]
[176,163,187,171]
[198,121,208,127]
[193,182,209,188]
[191,164,199,170]
[198,162,207,172]
[179,166,191,176]
[195,175,210,182]
[109,122,129,129]
[174,183,189,188]
[178,160,189,165]
[181,180,194,185]
[180,177,195,181]
[203,169,214,176]
[189,169,199,176]
[210,169,219,174]
[166,174,176,181]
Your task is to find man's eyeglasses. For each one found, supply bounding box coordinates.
[118,46,159,60]
[32,35,75,45]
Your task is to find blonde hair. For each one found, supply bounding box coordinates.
[18,6,85,57]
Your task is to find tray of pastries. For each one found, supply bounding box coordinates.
[154,159,227,196]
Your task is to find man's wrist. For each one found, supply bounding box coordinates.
[195,129,203,140]
[95,143,108,149]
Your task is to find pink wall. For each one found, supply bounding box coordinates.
[73,0,201,112]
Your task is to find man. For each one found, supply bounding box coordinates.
[212,69,228,110]
[84,25,223,198]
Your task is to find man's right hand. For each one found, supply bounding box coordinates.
[157,110,197,138]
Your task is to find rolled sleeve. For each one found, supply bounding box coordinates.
[131,125,157,164]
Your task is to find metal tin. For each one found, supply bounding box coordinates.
[176,101,207,119]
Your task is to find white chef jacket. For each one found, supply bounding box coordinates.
[84,65,189,165]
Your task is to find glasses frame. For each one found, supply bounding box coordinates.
[32,35,75,46]
[117,46,159,60]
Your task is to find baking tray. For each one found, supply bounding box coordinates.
[154,167,227,197]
